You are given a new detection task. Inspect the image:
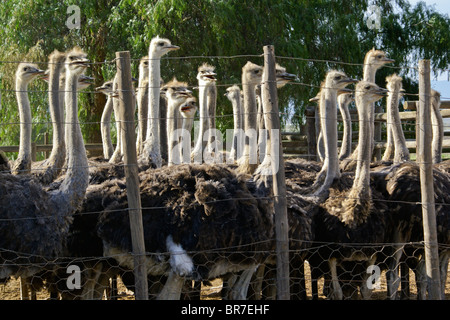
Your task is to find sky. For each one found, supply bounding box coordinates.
[406,0,449,106]
[407,1,449,131]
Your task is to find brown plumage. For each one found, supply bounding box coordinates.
[96,164,274,292]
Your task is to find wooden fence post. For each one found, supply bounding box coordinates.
[115,51,148,300]
[262,45,290,300]
[305,106,317,161]
[418,59,441,300]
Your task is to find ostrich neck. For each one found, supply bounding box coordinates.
[192,83,210,160]
[389,87,410,163]
[363,64,377,82]
[101,95,114,159]
[142,56,162,167]
[431,97,443,164]
[353,95,372,197]
[207,84,217,142]
[167,98,184,166]
[321,88,339,180]
[14,79,32,174]
[48,61,65,160]
[231,95,243,131]
[338,100,352,160]
[136,79,148,152]
[52,72,88,215]
[242,80,258,150]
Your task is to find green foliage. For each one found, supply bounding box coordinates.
[0,0,449,151]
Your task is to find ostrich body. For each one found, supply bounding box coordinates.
[96,80,116,159]
[312,81,390,300]
[164,79,193,166]
[192,63,217,163]
[141,36,179,168]
[11,63,45,175]
[136,56,149,155]
[179,97,198,164]
[237,62,263,175]
[0,47,89,281]
[225,85,243,163]
[96,164,274,300]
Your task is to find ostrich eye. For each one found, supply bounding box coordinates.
[23,67,28,71]
[365,85,371,90]
[335,76,341,80]
[158,42,165,46]
[377,55,383,59]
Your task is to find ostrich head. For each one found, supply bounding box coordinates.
[324,70,357,91]
[224,85,241,102]
[179,97,198,119]
[275,63,296,88]
[65,47,89,76]
[162,78,193,103]
[338,91,354,106]
[197,63,217,86]
[242,61,263,86]
[364,48,394,70]
[149,36,180,58]
[139,56,149,79]
[355,81,388,105]
[16,63,45,84]
[431,89,441,107]
[96,80,117,97]
[386,74,403,94]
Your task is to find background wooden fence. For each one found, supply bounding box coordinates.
[1,101,449,163]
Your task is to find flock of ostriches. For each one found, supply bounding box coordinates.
[0,36,448,300]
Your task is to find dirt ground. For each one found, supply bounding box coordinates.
[1,262,449,300]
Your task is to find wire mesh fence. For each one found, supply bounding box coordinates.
[0,48,449,300]
[0,241,449,300]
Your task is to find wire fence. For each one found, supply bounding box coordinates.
[0,49,449,300]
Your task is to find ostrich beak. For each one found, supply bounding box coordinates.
[339,77,358,84]
[79,75,94,84]
[382,58,395,64]
[278,72,297,82]
[166,45,180,51]
[375,87,389,97]
[28,67,45,75]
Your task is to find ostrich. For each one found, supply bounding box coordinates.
[136,56,149,155]
[312,81,390,300]
[30,51,66,184]
[341,49,394,170]
[140,36,179,168]
[11,63,45,175]
[163,78,193,166]
[224,85,243,163]
[302,70,357,200]
[179,97,198,164]
[191,63,218,163]
[337,92,354,161]
[95,80,116,159]
[237,62,263,175]
[0,47,89,288]
[257,64,296,164]
[381,74,409,164]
